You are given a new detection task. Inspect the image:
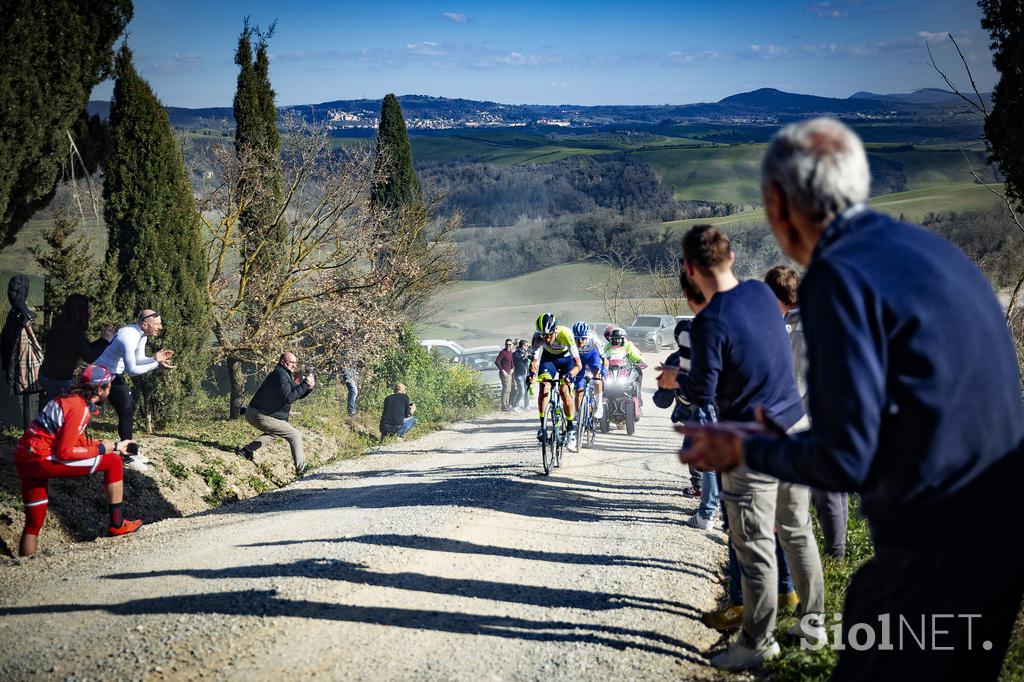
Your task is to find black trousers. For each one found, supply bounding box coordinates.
[832,535,1024,681]
[108,375,134,441]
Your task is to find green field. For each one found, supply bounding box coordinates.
[421,262,668,346]
[662,182,1007,232]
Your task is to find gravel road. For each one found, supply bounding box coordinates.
[0,353,728,681]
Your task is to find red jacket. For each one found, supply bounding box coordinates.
[13,394,103,464]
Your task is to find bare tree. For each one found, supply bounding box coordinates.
[199,117,457,415]
[585,250,646,325]
[927,31,1024,390]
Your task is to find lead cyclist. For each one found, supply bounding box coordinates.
[528,313,582,451]
[572,322,607,429]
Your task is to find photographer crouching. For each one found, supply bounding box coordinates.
[13,365,141,557]
[238,352,314,476]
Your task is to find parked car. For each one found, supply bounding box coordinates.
[591,322,615,340]
[625,314,676,350]
[458,345,503,400]
[420,339,466,362]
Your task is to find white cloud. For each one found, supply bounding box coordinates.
[145,52,203,74]
[441,12,468,23]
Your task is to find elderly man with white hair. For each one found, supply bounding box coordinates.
[679,118,1024,678]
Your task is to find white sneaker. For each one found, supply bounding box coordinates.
[567,433,578,452]
[594,402,604,419]
[787,614,827,646]
[684,512,713,530]
[710,640,780,671]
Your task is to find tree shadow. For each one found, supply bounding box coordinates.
[155,432,240,454]
[201,475,690,526]
[0,589,707,664]
[105,558,703,619]
[237,533,721,581]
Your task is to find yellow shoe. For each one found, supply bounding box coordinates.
[779,591,800,611]
[703,603,744,631]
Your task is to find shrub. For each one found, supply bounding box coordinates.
[360,325,489,433]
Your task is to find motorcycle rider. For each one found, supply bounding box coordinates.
[604,327,646,409]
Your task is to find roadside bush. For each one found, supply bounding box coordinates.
[361,325,490,433]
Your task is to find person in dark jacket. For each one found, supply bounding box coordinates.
[510,339,531,411]
[38,294,117,402]
[1,275,35,372]
[239,352,315,475]
[380,383,416,437]
[679,118,1024,680]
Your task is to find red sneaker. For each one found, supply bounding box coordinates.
[109,518,143,536]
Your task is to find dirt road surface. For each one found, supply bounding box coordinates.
[0,353,728,680]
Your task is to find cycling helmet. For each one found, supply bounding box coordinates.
[572,321,591,340]
[79,364,113,387]
[609,328,627,345]
[535,313,558,335]
[603,325,620,341]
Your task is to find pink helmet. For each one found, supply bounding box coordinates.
[603,325,622,341]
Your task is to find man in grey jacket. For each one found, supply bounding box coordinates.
[239,352,315,475]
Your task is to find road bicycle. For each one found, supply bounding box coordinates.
[575,372,598,450]
[537,376,569,475]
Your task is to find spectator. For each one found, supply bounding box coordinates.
[1,275,35,374]
[38,294,118,402]
[13,365,141,556]
[239,352,314,476]
[510,339,531,411]
[765,265,848,560]
[93,310,174,461]
[679,118,1024,679]
[341,366,358,416]
[380,383,416,438]
[667,224,825,670]
[495,338,515,411]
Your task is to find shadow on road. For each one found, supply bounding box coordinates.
[103,557,703,620]
[201,473,693,526]
[236,533,721,581]
[0,589,707,664]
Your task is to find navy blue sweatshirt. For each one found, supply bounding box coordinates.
[744,208,1024,547]
[681,280,804,429]
[249,364,312,420]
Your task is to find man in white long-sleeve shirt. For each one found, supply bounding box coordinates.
[94,310,175,446]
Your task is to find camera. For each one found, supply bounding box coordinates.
[125,443,139,456]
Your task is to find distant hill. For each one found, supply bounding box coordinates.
[848,87,991,108]
[720,88,888,113]
[86,86,985,132]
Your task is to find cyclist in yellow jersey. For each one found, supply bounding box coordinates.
[528,313,582,448]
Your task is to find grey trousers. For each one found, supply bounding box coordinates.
[723,419,825,649]
[811,489,849,559]
[245,408,305,474]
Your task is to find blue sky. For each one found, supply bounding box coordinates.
[92,0,998,107]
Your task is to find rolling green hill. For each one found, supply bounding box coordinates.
[421,262,666,345]
[663,182,1007,232]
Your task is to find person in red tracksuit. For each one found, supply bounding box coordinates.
[13,364,141,556]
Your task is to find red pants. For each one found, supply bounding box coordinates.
[16,455,123,536]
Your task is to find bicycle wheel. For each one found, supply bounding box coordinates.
[541,394,556,475]
[553,393,564,468]
[585,392,597,448]
[576,386,589,450]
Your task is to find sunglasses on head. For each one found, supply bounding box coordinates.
[140,311,161,321]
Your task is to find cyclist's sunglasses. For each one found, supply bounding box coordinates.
[140,311,161,321]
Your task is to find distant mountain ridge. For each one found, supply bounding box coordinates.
[87,86,987,131]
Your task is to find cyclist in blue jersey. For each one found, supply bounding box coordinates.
[572,321,607,428]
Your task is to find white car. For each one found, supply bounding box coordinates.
[458,345,504,399]
[420,339,466,362]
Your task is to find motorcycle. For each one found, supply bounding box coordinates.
[600,358,645,435]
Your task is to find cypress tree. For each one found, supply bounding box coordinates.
[103,44,210,425]
[980,0,1024,212]
[228,21,285,415]
[234,21,284,288]
[0,1,131,247]
[371,94,423,212]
